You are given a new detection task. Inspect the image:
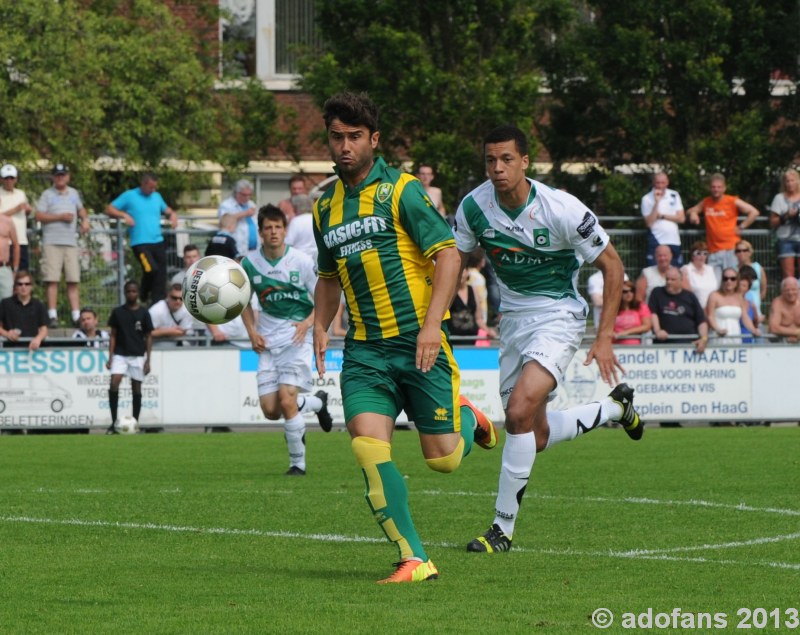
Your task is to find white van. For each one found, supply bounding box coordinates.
[0,375,73,414]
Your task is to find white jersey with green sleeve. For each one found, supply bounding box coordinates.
[454,178,609,316]
[241,246,317,349]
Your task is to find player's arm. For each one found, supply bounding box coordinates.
[313,275,341,376]
[241,303,265,353]
[583,243,625,386]
[417,245,461,373]
[144,332,152,375]
[106,327,117,370]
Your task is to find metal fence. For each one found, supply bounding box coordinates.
[23,215,780,331]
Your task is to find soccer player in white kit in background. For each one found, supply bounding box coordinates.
[241,204,332,476]
[453,125,644,552]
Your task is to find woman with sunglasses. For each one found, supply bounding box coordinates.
[734,239,766,315]
[613,282,652,345]
[681,240,718,309]
[706,268,761,344]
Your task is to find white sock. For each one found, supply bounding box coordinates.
[71,309,80,323]
[296,394,322,414]
[48,309,57,319]
[602,396,623,422]
[493,432,536,538]
[546,400,610,449]
[283,414,306,470]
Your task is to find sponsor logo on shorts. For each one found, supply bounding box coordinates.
[500,386,514,397]
[434,407,448,421]
[576,211,597,238]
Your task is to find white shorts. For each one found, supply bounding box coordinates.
[256,341,314,396]
[498,310,586,408]
[109,355,146,382]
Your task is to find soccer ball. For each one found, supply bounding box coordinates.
[116,415,139,435]
[182,255,252,325]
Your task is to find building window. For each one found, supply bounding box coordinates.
[220,0,320,88]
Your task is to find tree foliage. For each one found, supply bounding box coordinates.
[0,0,288,208]
[532,0,800,211]
[299,0,541,204]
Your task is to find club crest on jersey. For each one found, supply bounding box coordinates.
[533,228,550,247]
[290,271,300,284]
[253,275,262,284]
[376,183,394,203]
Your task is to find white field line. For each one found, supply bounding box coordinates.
[0,514,798,572]
[419,490,800,518]
[27,487,800,519]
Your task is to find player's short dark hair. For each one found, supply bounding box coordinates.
[124,279,139,291]
[183,244,199,255]
[288,173,305,186]
[79,307,97,317]
[323,92,379,134]
[484,125,529,157]
[257,203,287,229]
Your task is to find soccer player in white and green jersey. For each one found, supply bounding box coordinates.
[241,205,332,476]
[454,125,644,554]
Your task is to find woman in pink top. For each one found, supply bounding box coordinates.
[614,281,652,345]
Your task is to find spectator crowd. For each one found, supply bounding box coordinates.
[2,162,800,351]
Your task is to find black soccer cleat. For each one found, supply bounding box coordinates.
[285,466,306,476]
[609,383,644,441]
[467,523,512,553]
[315,390,333,432]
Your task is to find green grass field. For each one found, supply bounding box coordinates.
[1,426,798,634]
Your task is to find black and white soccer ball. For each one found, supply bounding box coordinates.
[182,255,251,325]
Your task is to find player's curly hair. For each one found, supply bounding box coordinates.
[323,92,379,134]
[484,124,529,157]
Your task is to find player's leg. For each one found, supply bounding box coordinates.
[277,383,306,475]
[131,379,143,421]
[296,391,333,432]
[467,360,552,553]
[409,329,496,468]
[108,373,123,432]
[342,337,437,583]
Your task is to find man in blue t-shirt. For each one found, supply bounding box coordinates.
[105,173,178,304]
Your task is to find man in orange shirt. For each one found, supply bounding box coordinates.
[687,173,759,279]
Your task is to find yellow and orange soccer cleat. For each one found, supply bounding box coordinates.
[376,559,439,584]
[460,394,498,449]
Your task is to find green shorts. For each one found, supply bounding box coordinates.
[340,330,462,435]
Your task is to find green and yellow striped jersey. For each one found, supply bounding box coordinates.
[313,157,455,341]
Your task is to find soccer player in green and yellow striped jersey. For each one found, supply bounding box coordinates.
[311,92,497,584]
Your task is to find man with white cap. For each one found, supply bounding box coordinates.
[0,164,33,271]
